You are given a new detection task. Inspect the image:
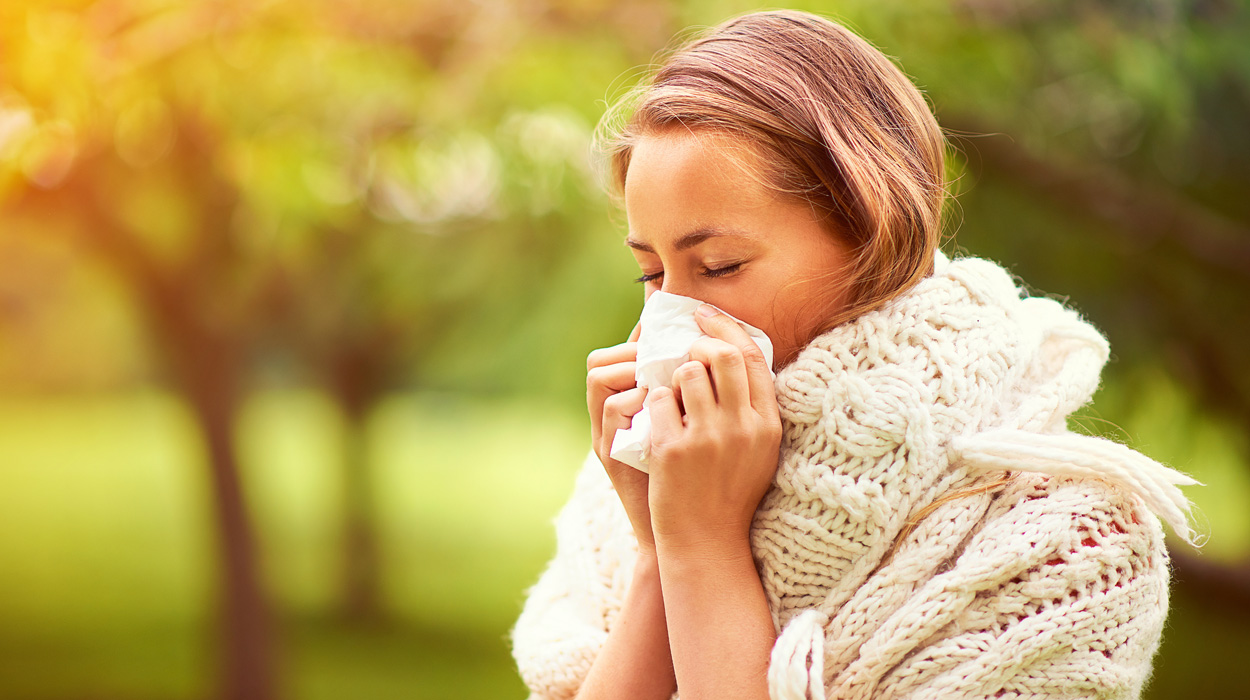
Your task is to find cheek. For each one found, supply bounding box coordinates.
[759,281,837,362]
[711,294,787,355]
[694,275,784,339]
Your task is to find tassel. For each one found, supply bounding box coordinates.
[951,429,1201,545]
[769,609,828,699]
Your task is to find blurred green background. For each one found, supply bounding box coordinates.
[1,0,1248,698]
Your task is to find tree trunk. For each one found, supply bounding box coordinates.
[331,344,384,623]
[9,127,282,700]
[340,398,382,622]
[176,327,280,700]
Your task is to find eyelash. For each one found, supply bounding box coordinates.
[634,263,743,284]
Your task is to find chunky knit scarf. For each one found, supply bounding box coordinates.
[512,253,1196,700]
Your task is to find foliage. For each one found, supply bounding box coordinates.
[0,0,1247,698]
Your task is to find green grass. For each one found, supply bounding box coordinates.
[0,389,587,699]
[0,377,1245,699]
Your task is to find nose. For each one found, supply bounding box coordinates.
[659,276,695,299]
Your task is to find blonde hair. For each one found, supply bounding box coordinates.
[598,10,947,333]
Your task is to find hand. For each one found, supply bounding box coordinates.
[646,305,782,555]
[587,323,656,554]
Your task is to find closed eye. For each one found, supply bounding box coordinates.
[702,262,742,278]
[634,263,742,284]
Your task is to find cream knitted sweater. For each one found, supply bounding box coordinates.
[512,253,1196,700]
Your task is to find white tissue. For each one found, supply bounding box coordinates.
[609,291,775,473]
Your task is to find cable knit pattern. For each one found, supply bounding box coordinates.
[512,253,1196,700]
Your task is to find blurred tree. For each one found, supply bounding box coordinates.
[0,3,636,697]
[215,0,625,621]
[2,2,283,690]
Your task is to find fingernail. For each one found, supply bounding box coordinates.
[697,304,718,317]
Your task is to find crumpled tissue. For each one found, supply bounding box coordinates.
[609,291,774,473]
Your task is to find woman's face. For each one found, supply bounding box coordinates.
[623,130,854,368]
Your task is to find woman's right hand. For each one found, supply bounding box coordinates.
[587,325,655,554]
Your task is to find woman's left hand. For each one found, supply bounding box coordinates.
[645,304,783,555]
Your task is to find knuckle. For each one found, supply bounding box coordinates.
[586,348,605,370]
[586,343,631,370]
[766,416,782,437]
[652,439,687,461]
[761,422,782,446]
[733,407,758,428]
[693,430,721,451]
[601,392,621,413]
[741,343,767,366]
[677,361,705,381]
[602,391,631,416]
[735,411,779,445]
[712,344,742,366]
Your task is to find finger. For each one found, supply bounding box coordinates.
[646,386,682,447]
[671,360,715,424]
[603,386,647,425]
[599,387,647,457]
[587,361,637,439]
[688,337,750,410]
[587,362,637,401]
[694,304,776,415]
[587,342,638,370]
[669,372,685,416]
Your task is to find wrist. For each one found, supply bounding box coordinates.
[633,549,661,577]
[650,499,761,558]
[655,530,755,568]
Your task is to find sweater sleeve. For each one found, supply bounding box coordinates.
[512,451,638,700]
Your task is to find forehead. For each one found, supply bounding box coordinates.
[624,130,770,201]
[623,131,783,245]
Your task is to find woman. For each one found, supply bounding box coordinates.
[512,10,1196,700]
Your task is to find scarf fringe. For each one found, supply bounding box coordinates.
[951,429,1202,545]
[769,609,828,700]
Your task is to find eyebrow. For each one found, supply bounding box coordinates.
[625,226,751,254]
